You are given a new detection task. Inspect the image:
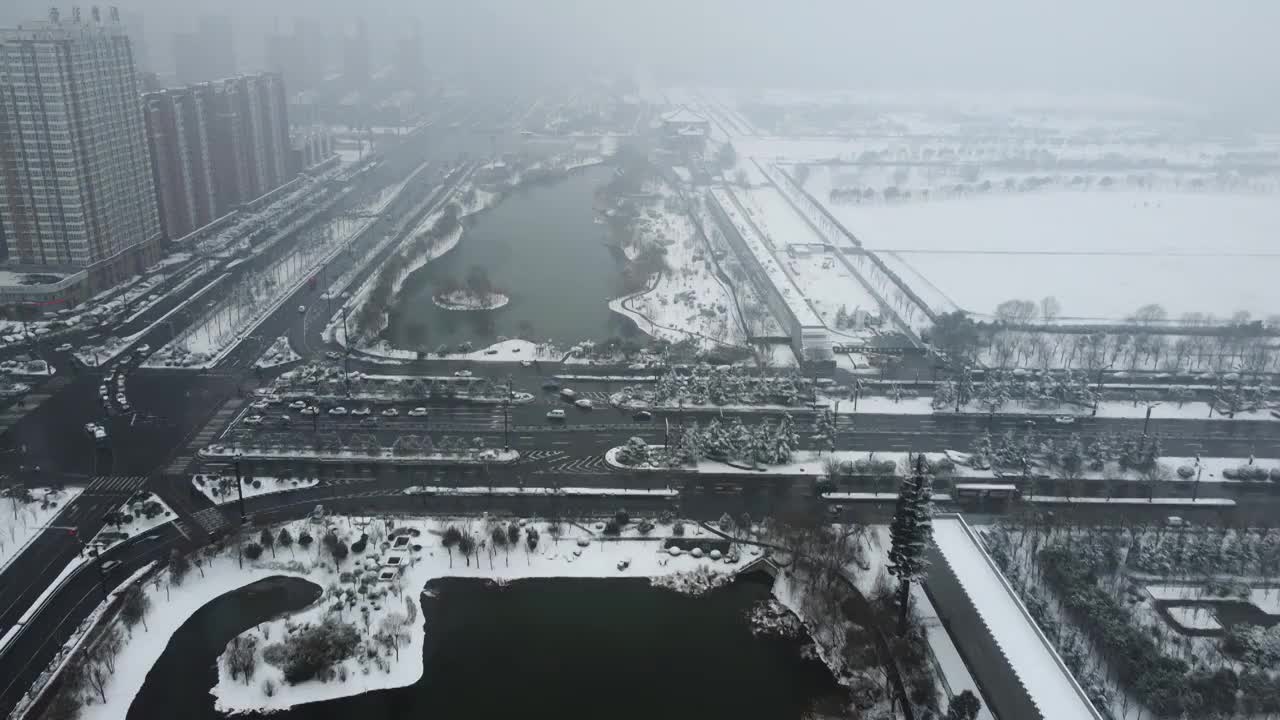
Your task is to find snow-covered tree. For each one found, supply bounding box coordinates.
[814,410,837,454]
[773,414,800,464]
[932,380,957,411]
[888,455,934,635]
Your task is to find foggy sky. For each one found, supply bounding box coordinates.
[5,0,1276,116]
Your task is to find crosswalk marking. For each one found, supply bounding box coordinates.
[164,398,246,476]
[82,475,149,495]
[191,507,230,534]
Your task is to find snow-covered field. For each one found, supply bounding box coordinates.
[90,493,175,550]
[191,474,320,505]
[1,487,81,573]
[821,191,1280,322]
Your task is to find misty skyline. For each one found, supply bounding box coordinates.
[3,0,1276,118]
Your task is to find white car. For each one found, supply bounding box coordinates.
[1053,415,1077,425]
[118,400,130,411]
[115,393,127,403]
[574,398,593,410]
[301,406,319,416]
[328,406,347,416]
[288,400,307,410]
[408,407,429,417]
[325,351,341,360]
[243,415,264,425]
[137,344,150,354]
[350,407,370,416]
[454,370,473,378]
[381,407,400,417]
[55,343,73,352]
[297,305,306,314]
[560,388,577,400]
[546,409,566,420]
[250,399,270,410]
[520,360,533,367]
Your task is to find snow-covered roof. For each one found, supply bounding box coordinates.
[661,106,709,125]
[931,517,1102,720]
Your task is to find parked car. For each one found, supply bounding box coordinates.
[351,407,370,416]
[289,400,308,410]
[297,305,306,314]
[243,415,264,425]
[328,406,347,416]
[574,398,593,410]
[408,407,429,417]
[484,348,498,355]
[118,400,130,411]
[560,388,577,400]
[632,410,653,421]
[381,408,400,417]
[100,560,121,573]
[1053,415,1076,425]
[301,406,319,416]
[360,416,380,427]
[136,344,150,354]
[278,415,292,425]
[454,370,473,377]
[55,343,73,352]
[520,360,533,368]
[546,409,566,420]
[250,399,270,410]
[119,354,133,364]
[325,351,341,360]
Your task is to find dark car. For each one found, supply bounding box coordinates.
[632,410,653,421]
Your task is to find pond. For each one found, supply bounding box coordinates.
[127,575,842,720]
[386,164,637,349]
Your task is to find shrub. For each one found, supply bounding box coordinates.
[1223,467,1240,480]
[673,521,685,536]
[252,479,262,489]
[1271,468,1280,482]
[637,519,655,535]
[603,519,622,536]
[351,538,367,554]
[267,618,361,684]
[657,510,674,525]
[1177,465,1195,479]
[244,542,264,560]
[614,508,629,526]
[299,532,314,547]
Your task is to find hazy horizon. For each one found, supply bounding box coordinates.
[3,0,1276,120]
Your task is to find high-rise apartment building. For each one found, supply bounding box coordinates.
[0,8,161,292]
[142,85,216,240]
[146,72,292,228]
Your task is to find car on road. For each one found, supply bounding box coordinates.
[520,360,533,367]
[632,410,653,421]
[360,416,379,427]
[351,407,370,416]
[381,408,399,417]
[120,354,133,364]
[297,305,306,314]
[575,398,593,410]
[137,344,150,354]
[243,415,264,425]
[328,406,347,416]
[100,560,121,573]
[1053,415,1077,425]
[55,342,73,352]
[115,393,127,403]
[288,400,307,410]
[408,407,429,417]
[454,370,473,377]
[546,409,566,420]
[301,406,319,416]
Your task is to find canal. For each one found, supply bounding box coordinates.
[127,575,842,719]
[386,164,634,350]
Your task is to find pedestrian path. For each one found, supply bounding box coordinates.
[81,475,149,496]
[162,398,246,475]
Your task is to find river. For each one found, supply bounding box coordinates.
[386,164,637,349]
[126,575,842,719]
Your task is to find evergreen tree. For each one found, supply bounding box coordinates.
[969,431,993,468]
[774,414,799,464]
[888,454,934,635]
[814,410,837,454]
[751,419,774,466]
[946,689,982,720]
[932,380,957,410]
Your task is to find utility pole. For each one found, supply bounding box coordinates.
[234,452,247,524]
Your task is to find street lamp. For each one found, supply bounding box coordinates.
[234,451,247,524]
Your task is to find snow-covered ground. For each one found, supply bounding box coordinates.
[191,474,320,505]
[253,336,301,369]
[827,191,1280,322]
[1,487,81,573]
[608,188,748,348]
[1163,605,1222,632]
[354,338,561,363]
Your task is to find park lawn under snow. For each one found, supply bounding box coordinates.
[116,515,742,715]
[608,192,748,348]
[1,487,82,573]
[829,191,1280,321]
